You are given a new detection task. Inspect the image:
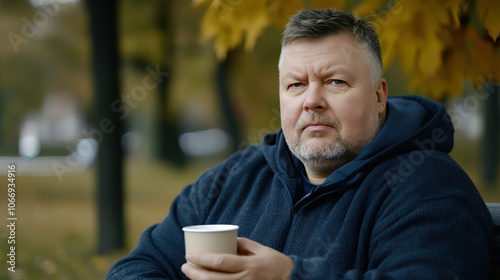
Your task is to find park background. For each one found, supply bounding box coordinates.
[0,0,499,279]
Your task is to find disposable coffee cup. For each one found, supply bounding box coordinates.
[183,224,239,258]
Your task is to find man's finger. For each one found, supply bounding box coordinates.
[186,252,243,273]
[182,263,247,280]
[237,237,262,255]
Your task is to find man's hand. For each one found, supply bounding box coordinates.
[181,237,294,280]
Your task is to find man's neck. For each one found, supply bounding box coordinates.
[304,165,336,185]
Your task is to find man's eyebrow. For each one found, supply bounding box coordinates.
[280,70,305,80]
[281,67,352,80]
[320,65,351,77]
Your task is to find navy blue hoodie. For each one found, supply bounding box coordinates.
[107,96,493,279]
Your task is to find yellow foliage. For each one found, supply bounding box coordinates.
[409,25,500,99]
[195,0,271,60]
[193,0,500,99]
[365,0,500,99]
[409,43,468,100]
[194,0,345,60]
[476,0,500,41]
[376,0,453,76]
[464,26,500,87]
[447,0,465,28]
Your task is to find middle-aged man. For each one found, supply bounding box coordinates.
[106,9,493,280]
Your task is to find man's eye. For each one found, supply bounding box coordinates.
[331,80,345,85]
[288,83,304,89]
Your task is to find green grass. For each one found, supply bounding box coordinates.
[0,150,497,279]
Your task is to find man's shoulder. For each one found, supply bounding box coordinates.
[203,141,271,177]
[374,150,478,201]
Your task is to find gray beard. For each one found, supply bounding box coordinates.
[288,134,361,170]
[286,114,381,171]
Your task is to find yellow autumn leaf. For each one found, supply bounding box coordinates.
[398,30,419,72]
[410,22,500,99]
[417,34,443,76]
[415,1,449,75]
[230,0,270,50]
[376,4,406,67]
[196,0,271,60]
[408,52,462,101]
[445,0,467,28]
[198,6,223,41]
[239,2,270,51]
[410,49,466,100]
[198,6,242,59]
[476,0,500,41]
[436,46,468,98]
[378,0,453,75]
[464,26,499,87]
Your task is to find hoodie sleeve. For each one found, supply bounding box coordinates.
[105,163,229,279]
[104,183,198,280]
[288,196,492,280]
[105,145,266,279]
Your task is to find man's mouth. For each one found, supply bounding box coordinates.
[303,122,334,132]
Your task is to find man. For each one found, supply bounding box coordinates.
[107,9,493,279]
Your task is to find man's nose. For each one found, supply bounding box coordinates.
[303,83,327,112]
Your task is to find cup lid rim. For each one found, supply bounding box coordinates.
[182,224,239,232]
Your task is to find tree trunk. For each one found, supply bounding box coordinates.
[216,55,242,152]
[156,0,185,165]
[86,0,125,254]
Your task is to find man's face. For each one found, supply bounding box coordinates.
[279,33,387,173]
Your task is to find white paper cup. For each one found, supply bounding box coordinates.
[183,224,239,256]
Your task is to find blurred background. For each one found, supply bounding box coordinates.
[0,0,498,279]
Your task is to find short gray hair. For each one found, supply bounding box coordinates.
[279,9,383,85]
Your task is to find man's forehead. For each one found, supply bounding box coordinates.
[279,33,366,69]
[281,36,366,68]
[285,34,364,54]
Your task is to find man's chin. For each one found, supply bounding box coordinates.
[299,136,336,147]
[301,129,336,138]
[293,142,344,160]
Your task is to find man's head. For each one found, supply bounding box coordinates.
[279,9,383,85]
[278,9,388,184]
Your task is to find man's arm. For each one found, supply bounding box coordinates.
[105,224,184,279]
[105,179,212,280]
[105,147,263,279]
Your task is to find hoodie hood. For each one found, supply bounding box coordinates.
[262,95,455,188]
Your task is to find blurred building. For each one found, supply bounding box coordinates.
[19,93,85,157]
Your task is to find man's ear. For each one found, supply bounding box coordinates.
[375,78,388,114]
